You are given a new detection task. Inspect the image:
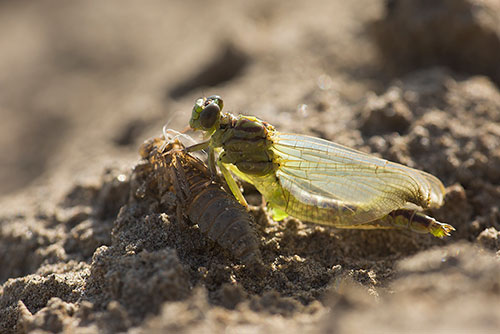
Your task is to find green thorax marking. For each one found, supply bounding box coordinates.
[211,112,278,177]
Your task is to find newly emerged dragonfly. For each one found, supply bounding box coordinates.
[187,95,455,238]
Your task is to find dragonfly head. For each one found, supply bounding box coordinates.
[189,95,223,135]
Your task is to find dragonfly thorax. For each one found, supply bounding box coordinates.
[213,113,277,176]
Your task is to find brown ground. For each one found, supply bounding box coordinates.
[1,0,500,333]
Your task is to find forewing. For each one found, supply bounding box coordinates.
[272,133,445,224]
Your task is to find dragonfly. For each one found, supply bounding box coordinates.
[186,95,455,238]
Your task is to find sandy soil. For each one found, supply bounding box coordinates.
[1,0,500,333]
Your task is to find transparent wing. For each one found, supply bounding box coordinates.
[272,133,445,224]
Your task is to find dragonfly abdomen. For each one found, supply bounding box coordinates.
[381,209,453,237]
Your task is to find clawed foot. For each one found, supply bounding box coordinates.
[430,222,456,238]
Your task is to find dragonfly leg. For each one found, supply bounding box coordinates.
[185,140,210,153]
[207,146,217,177]
[169,155,190,202]
[186,140,218,176]
[217,160,248,208]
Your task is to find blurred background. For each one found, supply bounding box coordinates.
[0,0,498,201]
[0,0,374,200]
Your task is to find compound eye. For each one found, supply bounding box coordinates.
[200,102,220,129]
[207,95,223,111]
